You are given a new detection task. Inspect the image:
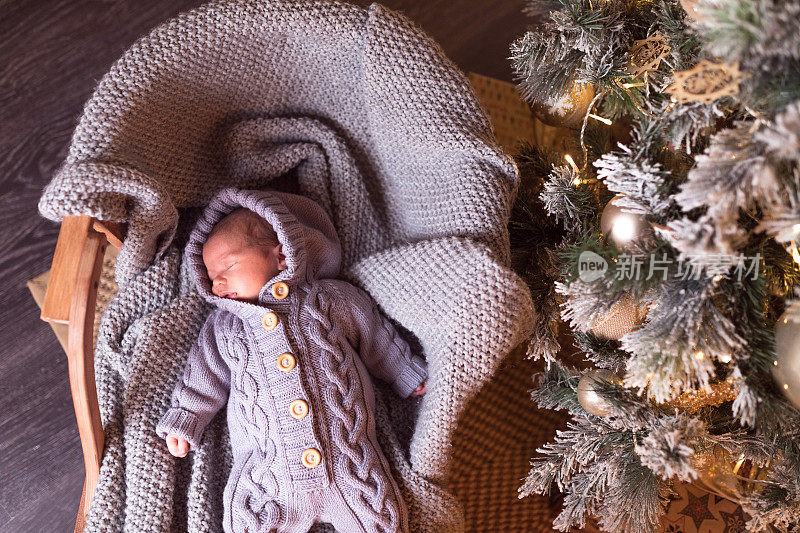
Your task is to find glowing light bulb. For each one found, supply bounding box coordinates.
[718,353,731,363]
[774,360,779,366]
[785,384,790,390]
[612,215,637,243]
[733,454,746,474]
[791,241,800,265]
[588,113,612,125]
[695,350,705,360]
[564,154,580,173]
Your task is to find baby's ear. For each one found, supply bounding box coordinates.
[276,244,287,270]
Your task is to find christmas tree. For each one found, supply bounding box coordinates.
[508,0,800,531]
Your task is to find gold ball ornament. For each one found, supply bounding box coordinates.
[600,195,649,249]
[694,445,772,503]
[577,369,624,416]
[693,444,741,500]
[531,82,595,129]
[771,302,800,410]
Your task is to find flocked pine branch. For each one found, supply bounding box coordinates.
[674,123,781,214]
[754,101,800,243]
[540,165,595,232]
[666,122,783,261]
[755,99,800,163]
[521,410,674,533]
[690,0,800,113]
[530,360,584,416]
[510,142,571,362]
[659,99,729,151]
[511,0,652,109]
[573,329,630,373]
[633,414,704,483]
[594,117,674,217]
[740,467,800,532]
[621,277,745,402]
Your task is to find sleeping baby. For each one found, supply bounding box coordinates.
[156,187,427,533]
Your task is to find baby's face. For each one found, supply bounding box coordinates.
[202,229,286,304]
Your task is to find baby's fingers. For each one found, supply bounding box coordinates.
[166,434,189,457]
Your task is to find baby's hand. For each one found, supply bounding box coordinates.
[410,381,427,397]
[166,434,189,458]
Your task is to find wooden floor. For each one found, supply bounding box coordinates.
[0,1,529,531]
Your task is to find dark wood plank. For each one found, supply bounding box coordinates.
[0,1,530,531]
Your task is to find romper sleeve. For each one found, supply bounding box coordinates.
[327,280,427,398]
[156,310,231,450]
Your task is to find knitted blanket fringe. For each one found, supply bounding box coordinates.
[37,1,536,531]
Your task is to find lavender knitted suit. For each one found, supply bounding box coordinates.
[156,188,427,532]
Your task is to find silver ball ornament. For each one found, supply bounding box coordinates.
[772,302,800,410]
[577,369,623,416]
[600,195,647,249]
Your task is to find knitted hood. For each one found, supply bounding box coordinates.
[185,187,342,314]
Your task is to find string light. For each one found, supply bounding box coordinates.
[564,154,580,174]
[790,241,800,265]
[718,353,732,363]
[588,113,612,125]
[733,454,746,475]
[695,350,705,360]
[579,90,607,171]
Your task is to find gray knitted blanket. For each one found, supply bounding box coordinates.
[38,1,535,531]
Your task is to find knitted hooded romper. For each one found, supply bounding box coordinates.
[156,187,428,533]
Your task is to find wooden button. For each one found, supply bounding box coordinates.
[271,281,289,299]
[301,448,321,468]
[277,353,296,372]
[261,312,278,330]
[289,399,309,419]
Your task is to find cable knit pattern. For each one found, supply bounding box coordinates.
[36,1,535,531]
[305,284,401,532]
[224,313,282,529]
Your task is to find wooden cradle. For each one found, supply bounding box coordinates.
[40,216,125,532]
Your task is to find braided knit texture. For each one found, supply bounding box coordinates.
[306,284,402,532]
[37,1,535,531]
